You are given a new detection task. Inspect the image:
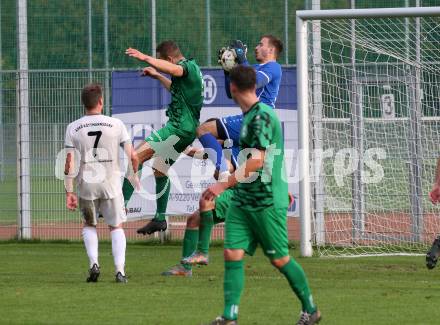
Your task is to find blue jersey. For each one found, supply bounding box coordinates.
[253,61,282,108]
[224,60,282,108]
[220,61,282,168]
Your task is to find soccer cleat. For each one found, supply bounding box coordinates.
[161,264,192,277]
[296,310,321,325]
[86,263,100,283]
[426,236,440,269]
[208,316,237,325]
[136,218,167,235]
[115,272,128,283]
[181,251,209,265]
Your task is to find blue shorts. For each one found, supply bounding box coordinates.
[217,114,243,167]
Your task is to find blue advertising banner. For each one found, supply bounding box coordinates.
[112,68,297,114]
[112,67,299,218]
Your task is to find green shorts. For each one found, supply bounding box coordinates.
[145,123,196,165]
[225,204,289,260]
[213,189,233,224]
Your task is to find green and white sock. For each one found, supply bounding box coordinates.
[279,258,316,314]
[197,210,214,254]
[122,163,143,206]
[223,260,244,320]
[181,228,198,270]
[155,175,170,221]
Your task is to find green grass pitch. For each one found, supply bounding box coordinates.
[1,242,440,324]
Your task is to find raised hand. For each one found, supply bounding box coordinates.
[217,47,227,65]
[125,47,148,62]
[141,67,160,79]
[229,40,247,64]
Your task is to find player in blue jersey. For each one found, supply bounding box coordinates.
[196,35,283,177]
[224,37,282,108]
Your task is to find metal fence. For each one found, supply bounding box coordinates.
[2,0,440,241]
[1,70,103,240]
[297,7,440,256]
[1,0,439,70]
[0,69,302,241]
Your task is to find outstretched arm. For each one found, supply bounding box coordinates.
[142,67,172,91]
[224,72,232,99]
[220,42,249,99]
[125,48,184,77]
[224,62,251,99]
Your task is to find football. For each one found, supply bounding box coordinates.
[220,48,238,72]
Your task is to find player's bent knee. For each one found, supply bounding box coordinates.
[152,158,171,176]
[196,120,218,138]
[224,249,245,261]
[271,256,290,269]
[196,125,209,137]
[153,169,167,177]
[136,142,155,163]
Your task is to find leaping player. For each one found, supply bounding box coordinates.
[122,41,204,236]
[196,35,283,179]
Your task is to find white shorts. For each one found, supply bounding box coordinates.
[79,194,127,227]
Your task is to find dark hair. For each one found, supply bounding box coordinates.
[262,34,283,57]
[156,40,182,59]
[229,66,256,91]
[81,83,102,109]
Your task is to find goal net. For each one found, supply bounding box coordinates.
[297,7,440,257]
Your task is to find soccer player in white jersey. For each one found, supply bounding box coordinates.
[64,83,139,283]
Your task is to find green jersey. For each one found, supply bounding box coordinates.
[167,58,204,132]
[232,102,288,211]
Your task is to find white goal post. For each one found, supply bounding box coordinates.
[297,7,440,257]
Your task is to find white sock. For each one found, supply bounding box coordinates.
[82,227,98,268]
[111,228,126,276]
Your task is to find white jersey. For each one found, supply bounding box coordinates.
[65,114,131,200]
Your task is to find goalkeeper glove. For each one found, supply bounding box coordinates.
[217,47,227,65]
[229,40,247,64]
[217,47,231,74]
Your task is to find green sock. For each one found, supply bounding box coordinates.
[223,260,244,320]
[155,175,170,221]
[279,258,316,314]
[122,163,143,206]
[197,210,214,254]
[181,228,198,270]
